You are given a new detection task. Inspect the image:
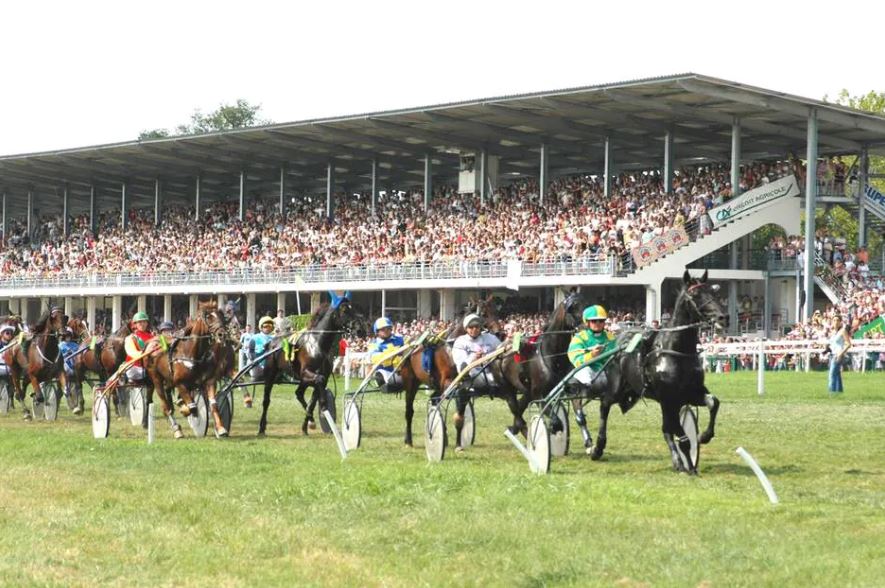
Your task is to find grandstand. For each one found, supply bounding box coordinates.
[1,73,884,337]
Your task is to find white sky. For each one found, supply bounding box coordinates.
[2,0,883,156]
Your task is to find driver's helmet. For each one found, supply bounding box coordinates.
[373,317,393,334]
[258,316,274,329]
[132,311,149,323]
[158,321,174,332]
[463,313,483,329]
[582,305,608,322]
[0,324,16,336]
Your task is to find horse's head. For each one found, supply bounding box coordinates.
[681,270,727,330]
[49,306,66,332]
[67,317,91,341]
[561,289,585,330]
[334,298,368,339]
[475,295,505,339]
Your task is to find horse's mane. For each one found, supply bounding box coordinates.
[31,312,51,334]
[309,303,331,328]
[114,322,132,337]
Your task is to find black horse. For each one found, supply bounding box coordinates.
[580,270,726,474]
[257,293,366,436]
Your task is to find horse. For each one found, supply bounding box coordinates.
[488,290,585,438]
[6,309,67,420]
[582,270,726,474]
[256,294,366,437]
[449,295,506,341]
[397,331,458,447]
[143,302,216,438]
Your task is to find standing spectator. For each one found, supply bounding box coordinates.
[827,315,852,395]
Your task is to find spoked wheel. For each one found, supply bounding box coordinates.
[459,398,476,448]
[342,398,361,452]
[0,381,11,415]
[42,382,60,421]
[425,404,447,463]
[549,402,569,457]
[319,389,336,434]
[678,405,700,471]
[92,392,110,438]
[187,391,209,438]
[218,388,234,434]
[528,414,551,474]
[129,387,146,428]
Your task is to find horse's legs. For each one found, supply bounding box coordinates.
[503,391,526,437]
[258,380,273,437]
[661,402,693,474]
[590,400,613,460]
[152,382,183,438]
[404,384,417,447]
[697,388,720,445]
[453,393,467,451]
[571,398,593,450]
[303,385,321,435]
[206,381,227,437]
[294,384,315,431]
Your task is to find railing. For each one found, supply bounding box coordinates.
[0,258,618,291]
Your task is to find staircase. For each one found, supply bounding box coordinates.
[629,193,801,279]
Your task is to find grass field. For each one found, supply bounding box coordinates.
[1,371,884,587]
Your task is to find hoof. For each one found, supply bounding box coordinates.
[257,430,266,438]
[455,446,464,453]
[590,447,604,461]
[172,427,184,439]
[308,420,317,430]
[699,432,713,445]
[215,427,229,439]
[23,412,33,421]
[244,398,253,409]
[72,406,83,415]
[585,446,595,456]
[301,423,309,436]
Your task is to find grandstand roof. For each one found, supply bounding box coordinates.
[3,73,885,212]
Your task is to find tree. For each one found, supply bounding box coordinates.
[138,99,271,140]
[825,89,885,194]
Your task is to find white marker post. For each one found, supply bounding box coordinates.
[757,338,765,395]
[147,403,155,444]
[736,446,778,504]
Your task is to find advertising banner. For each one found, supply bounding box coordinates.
[708,174,799,227]
[631,227,690,268]
[863,185,885,221]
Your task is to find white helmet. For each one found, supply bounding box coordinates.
[463,314,482,329]
[0,324,15,335]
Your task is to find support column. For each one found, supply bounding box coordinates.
[277,292,286,316]
[604,136,612,198]
[439,289,456,322]
[554,288,566,308]
[858,148,868,248]
[239,170,246,222]
[795,268,803,325]
[310,292,321,313]
[539,143,549,205]
[731,118,742,196]
[89,185,96,233]
[26,190,33,238]
[121,182,128,231]
[9,298,20,318]
[87,297,97,332]
[1,192,6,244]
[479,149,488,205]
[112,295,123,332]
[803,109,818,322]
[645,283,661,323]
[62,183,69,237]
[163,295,172,322]
[423,154,432,212]
[154,178,162,226]
[728,280,738,335]
[20,299,29,325]
[370,159,377,215]
[246,293,257,328]
[188,295,198,318]
[41,297,50,315]
[194,174,202,220]
[663,131,674,194]
[137,295,147,314]
[763,273,772,339]
[64,296,73,318]
[279,167,286,216]
[381,290,388,317]
[417,289,432,319]
[217,293,227,310]
[326,162,335,219]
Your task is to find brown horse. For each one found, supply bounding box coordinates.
[144,301,222,438]
[397,331,458,446]
[68,319,132,416]
[5,309,68,420]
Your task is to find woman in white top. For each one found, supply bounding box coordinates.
[827,315,852,394]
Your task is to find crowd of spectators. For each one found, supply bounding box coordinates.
[1,159,801,278]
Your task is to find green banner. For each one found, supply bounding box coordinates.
[288,314,313,331]
[853,316,885,339]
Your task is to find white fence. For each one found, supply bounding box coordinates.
[700,338,885,373]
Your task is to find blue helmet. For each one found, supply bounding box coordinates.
[373,317,393,334]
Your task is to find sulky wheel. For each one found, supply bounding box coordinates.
[0,381,10,415]
[342,398,361,452]
[129,387,147,427]
[187,391,209,438]
[425,404,447,463]
[92,392,110,439]
[549,402,569,457]
[459,398,476,448]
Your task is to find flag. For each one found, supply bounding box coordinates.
[853,316,885,339]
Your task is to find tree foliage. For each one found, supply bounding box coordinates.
[138,99,271,140]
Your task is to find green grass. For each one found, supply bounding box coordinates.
[1,371,884,587]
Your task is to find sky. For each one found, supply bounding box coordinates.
[1,0,883,156]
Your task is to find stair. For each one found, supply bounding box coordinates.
[629,194,801,279]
